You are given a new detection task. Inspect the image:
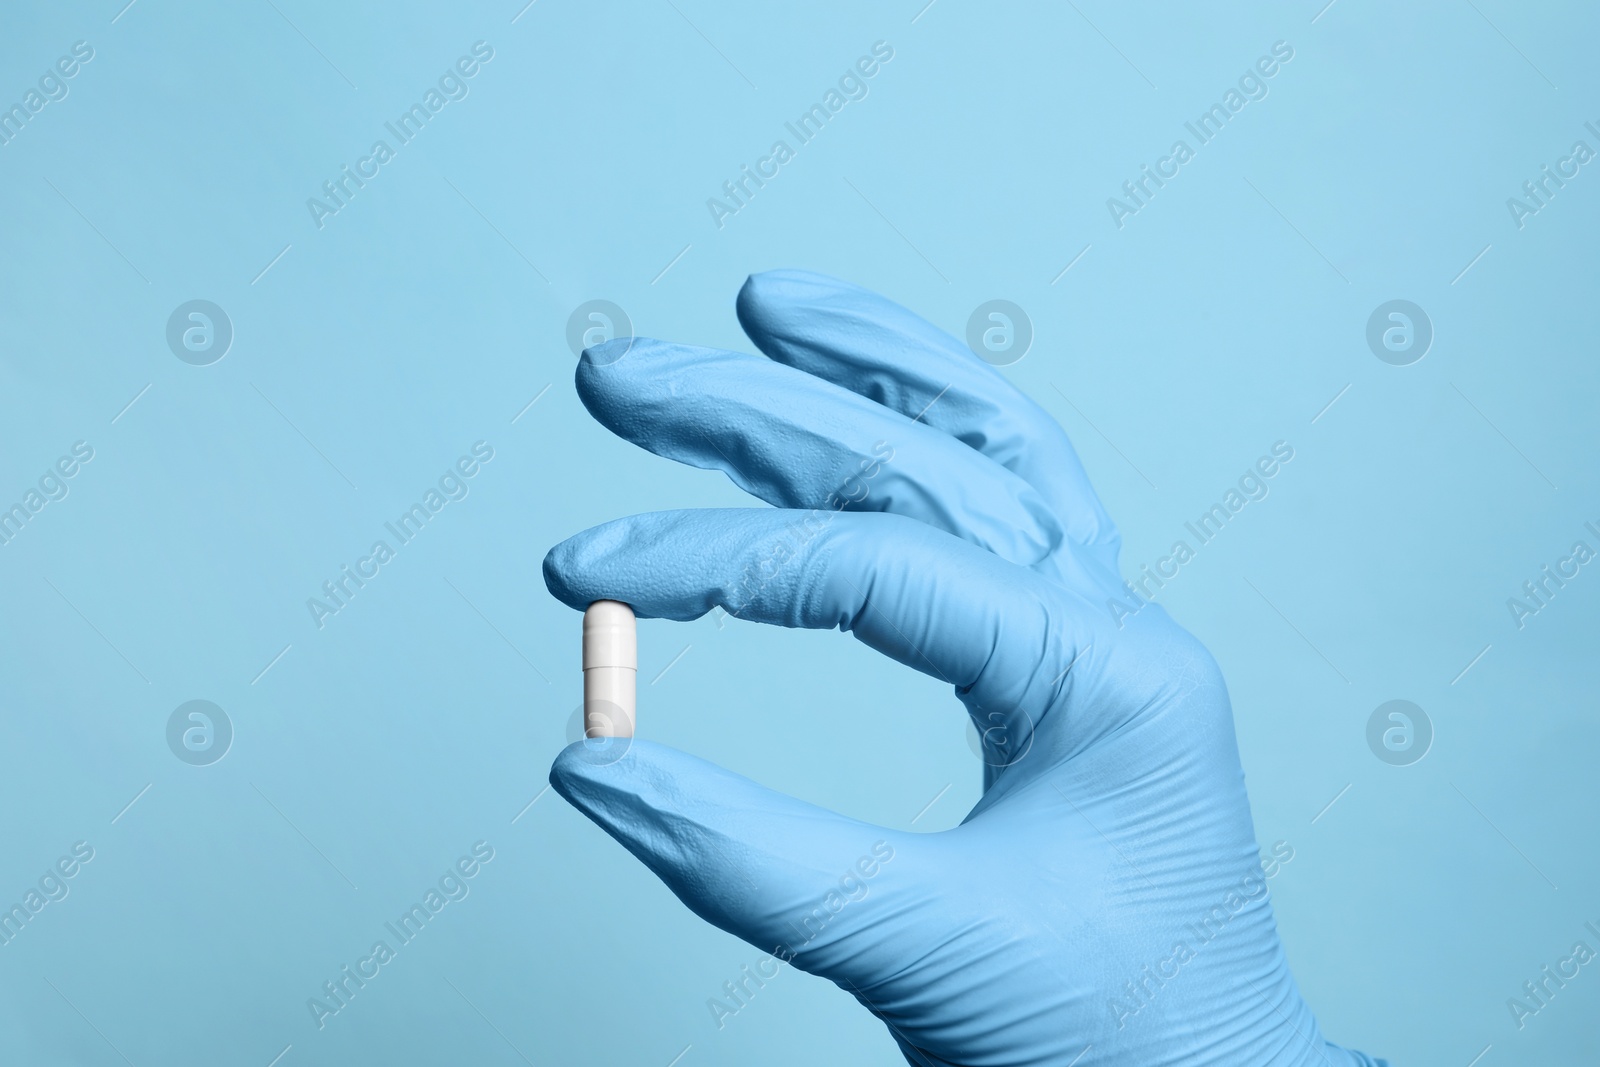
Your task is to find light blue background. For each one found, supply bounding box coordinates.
[1,1,1595,1064]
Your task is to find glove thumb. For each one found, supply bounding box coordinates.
[549,739,913,985]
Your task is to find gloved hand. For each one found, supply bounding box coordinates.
[545,270,1386,1067]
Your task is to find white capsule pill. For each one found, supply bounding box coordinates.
[583,600,636,738]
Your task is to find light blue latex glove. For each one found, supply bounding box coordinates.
[546,271,1386,1067]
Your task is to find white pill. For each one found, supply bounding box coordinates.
[583,600,636,738]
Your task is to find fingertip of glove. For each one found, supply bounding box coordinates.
[542,521,631,610]
[551,731,644,777]
[549,740,632,825]
[740,268,844,296]
[548,740,585,794]
[737,270,857,336]
[575,335,663,407]
[577,337,755,433]
[549,737,608,789]
[540,541,581,609]
[549,739,676,844]
[578,335,656,371]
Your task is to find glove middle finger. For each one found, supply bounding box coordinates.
[578,337,1066,568]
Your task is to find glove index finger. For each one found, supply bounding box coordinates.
[544,508,1097,761]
